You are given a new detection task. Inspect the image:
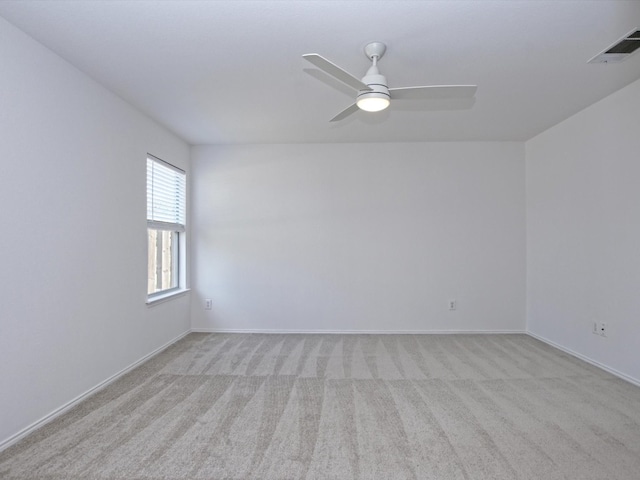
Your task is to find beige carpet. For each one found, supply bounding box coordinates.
[1,333,640,479]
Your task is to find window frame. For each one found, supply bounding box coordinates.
[146,154,187,304]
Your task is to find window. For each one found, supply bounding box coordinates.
[147,155,186,298]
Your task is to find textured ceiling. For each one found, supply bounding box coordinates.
[1,0,640,144]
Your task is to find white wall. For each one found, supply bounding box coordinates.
[526,77,640,384]
[192,142,525,333]
[0,17,191,446]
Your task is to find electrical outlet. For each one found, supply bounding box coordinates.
[204,299,212,310]
[448,299,457,311]
[599,322,607,337]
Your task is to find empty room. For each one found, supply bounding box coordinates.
[1,1,640,479]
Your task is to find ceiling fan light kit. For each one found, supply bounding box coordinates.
[303,41,477,122]
[356,94,390,112]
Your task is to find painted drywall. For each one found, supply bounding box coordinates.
[191,142,525,333]
[526,77,640,383]
[0,17,191,446]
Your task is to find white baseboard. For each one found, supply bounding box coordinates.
[0,329,191,453]
[527,331,640,387]
[191,328,526,335]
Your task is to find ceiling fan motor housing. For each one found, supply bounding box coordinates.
[357,66,390,112]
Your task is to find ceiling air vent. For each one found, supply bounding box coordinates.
[589,28,640,64]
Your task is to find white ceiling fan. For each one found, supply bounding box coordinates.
[303,42,477,122]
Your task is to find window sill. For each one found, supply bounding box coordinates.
[146,288,191,307]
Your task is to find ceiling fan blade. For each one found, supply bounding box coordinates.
[303,54,372,92]
[389,85,477,100]
[330,103,359,122]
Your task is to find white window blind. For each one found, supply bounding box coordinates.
[147,155,186,231]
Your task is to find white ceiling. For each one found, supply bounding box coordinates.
[1,0,639,145]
